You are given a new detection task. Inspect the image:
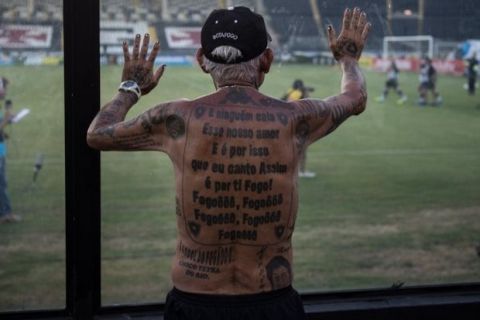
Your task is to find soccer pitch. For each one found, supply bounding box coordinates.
[0,63,479,309]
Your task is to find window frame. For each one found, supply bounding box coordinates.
[0,0,479,319]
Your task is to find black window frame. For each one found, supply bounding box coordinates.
[0,0,479,319]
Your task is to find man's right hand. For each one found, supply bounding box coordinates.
[327,8,371,61]
[121,33,166,95]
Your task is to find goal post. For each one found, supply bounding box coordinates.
[383,35,434,59]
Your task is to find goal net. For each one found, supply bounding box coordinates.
[383,35,434,59]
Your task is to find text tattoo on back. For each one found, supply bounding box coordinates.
[180,101,297,247]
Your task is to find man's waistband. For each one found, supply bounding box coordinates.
[169,285,296,307]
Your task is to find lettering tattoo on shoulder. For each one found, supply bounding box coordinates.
[266,256,292,290]
[220,87,259,105]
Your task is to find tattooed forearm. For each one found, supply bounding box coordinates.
[91,93,138,130]
[87,92,139,149]
[341,58,367,114]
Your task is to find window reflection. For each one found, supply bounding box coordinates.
[0,0,65,312]
[100,0,480,306]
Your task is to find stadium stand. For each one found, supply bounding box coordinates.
[1,0,62,22]
[263,0,322,52]
[1,0,479,65]
[163,0,257,22]
[423,1,480,41]
[317,0,389,54]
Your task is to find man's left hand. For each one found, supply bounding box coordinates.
[121,33,165,95]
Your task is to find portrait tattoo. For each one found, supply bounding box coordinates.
[266,256,292,290]
[166,114,186,139]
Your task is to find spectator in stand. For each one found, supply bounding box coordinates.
[418,57,442,106]
[466,53,478,95]
[375,58,407,105]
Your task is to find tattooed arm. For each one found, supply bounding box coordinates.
[293,7,370,144]
[87,33,166,151]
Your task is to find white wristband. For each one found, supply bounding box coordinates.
[118,80,141,99]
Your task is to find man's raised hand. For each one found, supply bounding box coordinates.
[327,8,371,61]
[122,33,165,95]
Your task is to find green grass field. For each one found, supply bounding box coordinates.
[0,63,479,311]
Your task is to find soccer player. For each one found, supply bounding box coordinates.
[87,7,370,319]
[376,58,407,104]
[418,57,442,106]
[466,52,478,95]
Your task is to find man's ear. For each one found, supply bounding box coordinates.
[196,48,209,74]
[260,48,274,74]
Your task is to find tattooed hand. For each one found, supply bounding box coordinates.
[327,7,371,61]
[122,33,166,95]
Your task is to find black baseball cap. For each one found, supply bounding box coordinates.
[201,6,270,64]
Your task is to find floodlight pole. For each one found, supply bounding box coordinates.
[386,0,393,35]
[418,0,425,35]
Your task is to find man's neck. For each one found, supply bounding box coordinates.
[216,79,258,89]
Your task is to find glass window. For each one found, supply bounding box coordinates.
[0,0,65,311]
[100,0,480,305]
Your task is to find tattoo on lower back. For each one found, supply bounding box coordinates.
[266,256,292,290]
[178,241,235,281]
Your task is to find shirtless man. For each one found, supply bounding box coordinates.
[87,6,370,320]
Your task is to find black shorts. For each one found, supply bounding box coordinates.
[386,79,398,89]
[164,286,306,320]
[420,81,435,90]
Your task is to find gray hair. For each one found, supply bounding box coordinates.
[202,46,262,85]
